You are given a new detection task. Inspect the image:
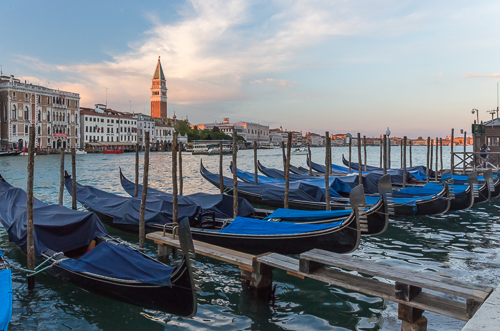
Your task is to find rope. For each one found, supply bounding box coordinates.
[6,255,68,277]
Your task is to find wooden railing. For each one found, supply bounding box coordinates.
[452,151,500,174]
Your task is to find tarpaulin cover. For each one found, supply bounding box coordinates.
[120,173,255,218]
[0,177,108,256]
[201,165,327,202]
[65,177,202,226]
[446,174,496,185]
[265,208,352,221]
[218,216,344,235]
[235,165,351,197]
[0,250,12,331]
[60,242,174,286]
[342,157,434,179]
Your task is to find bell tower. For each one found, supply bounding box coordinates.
[151,56,167,120]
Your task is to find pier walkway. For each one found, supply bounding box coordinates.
[147,231,493,331]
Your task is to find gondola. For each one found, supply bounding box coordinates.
[341,155,434,179]
[0,151,21,157]
[66,173,364,254]
[0,248,12,330]
[0,174,197,317]
[201,161,388,235]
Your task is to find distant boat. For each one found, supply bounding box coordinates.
[75,149,87,155]
[0,151,21,157]
[292,148,307,155]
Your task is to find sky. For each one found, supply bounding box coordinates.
[1,0,500,138]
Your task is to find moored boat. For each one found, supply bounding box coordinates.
[0,248,12,331]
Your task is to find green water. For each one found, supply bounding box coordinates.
[1,145,497,331]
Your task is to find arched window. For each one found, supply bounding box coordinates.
[11,105,16,119]
[37,126,41,135]
[38,110,41,122]
[24,106,29,120]
[48,126,51,135]
[47,111,51,122]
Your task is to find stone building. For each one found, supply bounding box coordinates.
[0,75,80,151]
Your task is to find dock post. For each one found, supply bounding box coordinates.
[172,132,178,222]
[383,134,387,175]
[403,136,407,188]
[27,125,35,290]
[435,137,439,181]
[329,136,332,175]
[58,147,64,205]
[426,137,430,183]
[71,147,77,210]
[135,142,139,197]
[379,138,383,168]
[396,282,427,331]
[157,244,170,263]
[363,135,367,171]
[348,137,352,172]
[308,145,313,176]
[233,131,238,217]
[179,141,183,196]
[325,132,330,211]
[388,137,391,169]
[357,133,362,185]
[139,132,150,249]
[430,139,434,180]
[284,132,292,209]
[463,131,467,174]
[450,128,455,174]
[440,138,443,171]
[409,140,412,167]
[219,141,224,194]
[253,141,258,184]
[244,256,274,299]
[400,140,403,168]
[281,141,286,171]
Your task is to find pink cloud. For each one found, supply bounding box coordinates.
[463,72,500,78]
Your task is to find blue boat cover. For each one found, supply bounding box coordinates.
[60,242,174,286]
[0,250,12,331]
[65,177,203,226]
[341,157,434,179]
[202,166,327,202]
[218,217,343,235]
[120,173,255,218]
[233,166,350,198]
[265,208,352,221]
[0,177,108,256]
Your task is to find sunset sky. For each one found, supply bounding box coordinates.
[2,0,500,137]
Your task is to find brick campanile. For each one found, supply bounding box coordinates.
[151,56,167,120]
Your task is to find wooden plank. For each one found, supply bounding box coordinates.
[299,249,492,300]
[147,232,254,271]
[257,253,469,321]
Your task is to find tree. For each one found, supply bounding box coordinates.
[167,119,172,126]
[212,126,220,133]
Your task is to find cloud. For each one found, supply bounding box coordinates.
[463,72,500,78]
[251,78,296,86]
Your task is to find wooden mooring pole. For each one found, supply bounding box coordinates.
[233,131,238,217]
[139,132,150,249]
[325,132,330,211]
[253,141,258,184]
[463,131,467,175]
[308,145,312,176]
[172,132,178,222]
[281,141,286,171]
[388,138,391,169]
[71,147,77,210]
[27,125,35,290]
[409,140,412,167]
[135,143,139,197]
[348,137,352,172]
[363,135,367,172]
[179,141,183,196]
[440,138,443,171]
[450,129,455,174]
[284,132,292,209]
[435,137,438,181]
[430,138,434,180]
[403,136,407,188]
[219,141,223,194]
[400,140,403,168]
[357,133,362,185]
[379,139,383,168]
[58,147,64,205]
[426,137,430,183]
[383,134,387,175]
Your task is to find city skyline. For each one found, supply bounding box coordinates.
[2,1,500,137]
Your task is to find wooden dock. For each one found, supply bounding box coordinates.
[147,231,493,331]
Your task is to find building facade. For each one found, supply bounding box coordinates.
[151,57,167,121]
[195,118,269,143]
[0,75,80,151]
[80,104,137,147]
[136,114,156,145]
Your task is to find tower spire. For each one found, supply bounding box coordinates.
[151,56,167,120]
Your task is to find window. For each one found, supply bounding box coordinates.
[107,119,109,123]
[25,125,28,134]
[48,126,51,134]
[12,125,16,134]
[24,106,29,120]
[37,126,41,134]
[86,126,88,132]
[38,111,41,122]
[107,128,110,133]
[25,93,29,101]
[47,111,50,122]
[487,137,500,146]
[101,119,104,123]
[111,128,113,133]
[12,92,16,100]
[76,128,78,136]
[85,117,88,121]
[11,105,16,119]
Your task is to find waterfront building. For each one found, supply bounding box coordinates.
[196,118,269,143]
[80,104,137,149]
[269,127,302,146]
[136,113,156,146]
[151,56,167,121]
[305,132,324,146]
[0,75,80,151]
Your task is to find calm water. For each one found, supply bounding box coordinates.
[1,145,498,331]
